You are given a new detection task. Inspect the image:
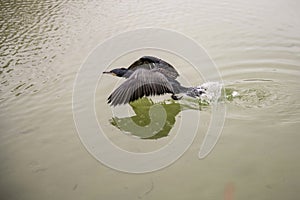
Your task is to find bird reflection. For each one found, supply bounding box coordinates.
[110,97,207,139]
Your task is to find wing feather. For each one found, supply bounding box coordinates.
[108,69,174,106]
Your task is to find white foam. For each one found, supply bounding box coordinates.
[195,82,223,103]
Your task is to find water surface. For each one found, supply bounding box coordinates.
[0,0,299,199]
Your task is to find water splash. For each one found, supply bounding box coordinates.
[188,82,224,104]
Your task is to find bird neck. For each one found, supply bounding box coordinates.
[122,69,133,78]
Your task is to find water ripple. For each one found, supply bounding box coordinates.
[0,0,69,102]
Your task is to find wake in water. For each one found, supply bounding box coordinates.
[183,79,276,109]
[193,79,281,109]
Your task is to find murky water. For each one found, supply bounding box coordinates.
[1,0,299,199]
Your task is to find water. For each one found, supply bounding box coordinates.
[1,0,300,199]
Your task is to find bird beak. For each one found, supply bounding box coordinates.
[103,71,116,76]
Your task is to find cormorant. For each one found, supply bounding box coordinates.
[103,56,203,106]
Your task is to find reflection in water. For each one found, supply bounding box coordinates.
[108,81,222,139]
[110,97,206,139]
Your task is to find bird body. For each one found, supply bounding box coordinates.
[103,56,197,106]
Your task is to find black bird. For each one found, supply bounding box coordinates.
[103,56,201,106]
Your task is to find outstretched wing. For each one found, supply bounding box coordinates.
[108,69,174,106]
[127,56,179,79]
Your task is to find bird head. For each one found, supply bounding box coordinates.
[103,68,128,77]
